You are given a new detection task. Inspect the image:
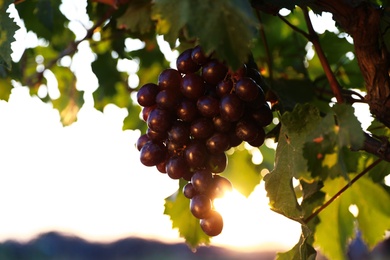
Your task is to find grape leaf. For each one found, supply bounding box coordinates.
[333,103,365,150]
[16,0,72,49]
[303,103,364,180]
[116,0,153,34]
[315,177,390,259]
[164,180,210,249]
[223,147,262,197]
[50,66,82,126]
[152,0,258,69]
[0,0,19,70]
[265,103,323,220]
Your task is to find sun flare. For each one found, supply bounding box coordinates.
[210,184,302,251]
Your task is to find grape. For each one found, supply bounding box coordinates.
[136,45,276,238]
[146,128,167,142]
[207,152,227,173]
[190,117,214,139]
[191,169,213,194]
[166,140,184,155]
[156,89,181,110]
[197,95,220,118]
[158,68,182,90]
[168,121,190,145]
[176,98,199,122]
[231,64,247,81]
[156,159,167,173]
[248,127,266,147]
[166,155,190,179]
[147,108,173,132]
[227,129,242,148]
[141,105,155,122]
[235,119,259,142]
[250,103,273,127]
[219,93,244,122]
[177,48,201,74]
[136,134,150,151]
[200,210,223,236]
[140,141,166,167]
[208,175,233,199]
[206,132,230,154]
[191,45,209,65]
[190,194,212,219]
[202,59,228,85]
[185,141,207,168]
[213,116,232,133]
[180,73,206,99]
[137,83,159,107]
[183,182,197,199]
[234,77,259,102]
[216,80,233,97]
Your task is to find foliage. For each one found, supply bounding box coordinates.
[1,0,390,259]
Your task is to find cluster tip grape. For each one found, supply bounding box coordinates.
[136,45,273,237]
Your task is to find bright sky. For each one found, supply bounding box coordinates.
[0,0,372,253]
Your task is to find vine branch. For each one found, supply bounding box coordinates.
[304,157,382,224]
[302,6,344,103]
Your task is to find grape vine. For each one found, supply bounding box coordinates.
[136,46,273,236]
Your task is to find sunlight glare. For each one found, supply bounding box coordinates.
[211,184,301,251]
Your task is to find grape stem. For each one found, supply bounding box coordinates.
[278,6,344,103]
[303,157,382,224]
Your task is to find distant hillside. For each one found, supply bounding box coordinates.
[0,232,278,260]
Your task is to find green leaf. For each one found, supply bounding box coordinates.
[16,0,73,49]
[92,52,126,108]
[50,66,82,126]
[223,147,262,197]
[152,0,258,69]
[164,179,210,249]
[302,103,364,180]
[350,178,390,248]
[315,177,390,259]
[332,103,365,150]
[265,103,324,220]
[0,0,19,70]
[116,0,153,34]
[314,179,355,260]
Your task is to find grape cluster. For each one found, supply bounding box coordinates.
[136,46,273,236]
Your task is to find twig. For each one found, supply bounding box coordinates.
[277,14,310,39]
[304,157,382,223]
[302,6,344,103]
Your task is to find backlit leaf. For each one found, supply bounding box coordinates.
[0,0,19,70]
[265,103,323,220]
[116,0,153,34]
[223,147,262,197]
[164,179,210,249]
[315,177,390,259]
[152,0,258,69]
